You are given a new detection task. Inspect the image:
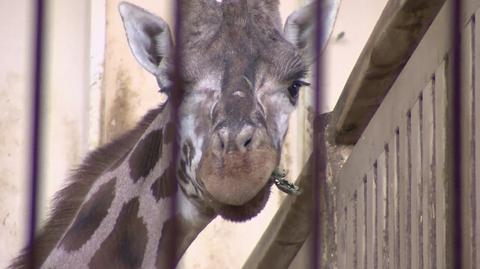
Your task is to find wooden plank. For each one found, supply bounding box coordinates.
[357,180,366,269]
[387,135,399,269]
[377,151,387,269]
[421,80,435,269]
[334,0,480,215]
[243,114,348,269]
[331,0,445,144]
[434,61,449,269]
[337,208,347,269]
[347,202,356,269]
[366,168,377,269]
[399,115,410,269]
[474,9,480,268]
[461,20,474,269]
[410,99,423,269]
[336,0,455,213]
[241,157,314,269]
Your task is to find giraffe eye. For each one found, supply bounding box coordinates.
[287,80,310,99]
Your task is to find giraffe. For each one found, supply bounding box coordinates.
[10,0,339,268]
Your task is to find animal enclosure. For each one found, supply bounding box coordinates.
[246,0,480,268]
[4,0,478,268]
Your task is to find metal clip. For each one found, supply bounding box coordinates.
[271,169,302,195]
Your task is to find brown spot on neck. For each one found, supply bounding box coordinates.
[128,129,163,182]
[164,121,175,144]
[150,166,178,202]
[89,198,147,269]
[155,215,203,268]
[61,178,116,251]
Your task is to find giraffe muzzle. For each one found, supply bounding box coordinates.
[198,125,278,206]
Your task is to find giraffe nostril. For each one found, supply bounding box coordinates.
[220,139,225,150]
[236,126,255,152]
[243,138,252,148]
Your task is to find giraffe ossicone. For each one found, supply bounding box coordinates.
[10,1,339,268]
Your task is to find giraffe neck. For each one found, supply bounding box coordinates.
[39,101,216,269]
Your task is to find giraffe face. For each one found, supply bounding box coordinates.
[119,0,340,221]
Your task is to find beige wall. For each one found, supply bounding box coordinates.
[41,0,91,221]
[0,0,387,268]
[0,0,92,267]
[0,0,32,267]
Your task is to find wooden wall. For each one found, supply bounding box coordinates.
[334,0,480,267]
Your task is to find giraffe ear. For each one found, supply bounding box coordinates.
[119,2,173,90]
[284,0,340,65]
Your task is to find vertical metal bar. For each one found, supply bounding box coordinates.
[451,0,463,268]
[168,0,184,268]
[312,0,326,268]
[28,0,45,267]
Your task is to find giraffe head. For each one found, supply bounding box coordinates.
[119,0,339,221]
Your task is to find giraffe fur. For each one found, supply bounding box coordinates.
[10,1,340,267]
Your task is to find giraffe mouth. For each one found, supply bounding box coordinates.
[207,180,274,222]
[198,146,278,205]
[197,145,278,221]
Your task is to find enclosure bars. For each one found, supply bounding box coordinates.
[312,0,327,268]
[28,0,46,267]
[167,0,185,268]
[452,0,463,267]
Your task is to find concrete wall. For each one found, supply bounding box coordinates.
[0,0,387,268]
[0,0,91,267]
[0,0,32,266]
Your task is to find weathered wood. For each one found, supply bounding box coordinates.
[331,0,445,144]
[333,2,466,268]
[461,19,474,269]
[434,60,449,269]
[357,181,366,269]
[399,114,410,269]
[335,0,456,215]
[346,202,356,269]
[386,135,399,269]
[410,99,423,269]
[376,152,387,269]
[242,114,351,269]
[242,157,314,269]
[421,80,435,269]
[337,209,347,269]
[366,168,376,269]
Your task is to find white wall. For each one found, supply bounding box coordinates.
[0,0,92,267]
[0,0,32,266]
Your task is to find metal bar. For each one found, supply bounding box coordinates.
[312,0,327,268]
[28,0,45,267]
[167,0,184,268]
[451,0,463,267]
